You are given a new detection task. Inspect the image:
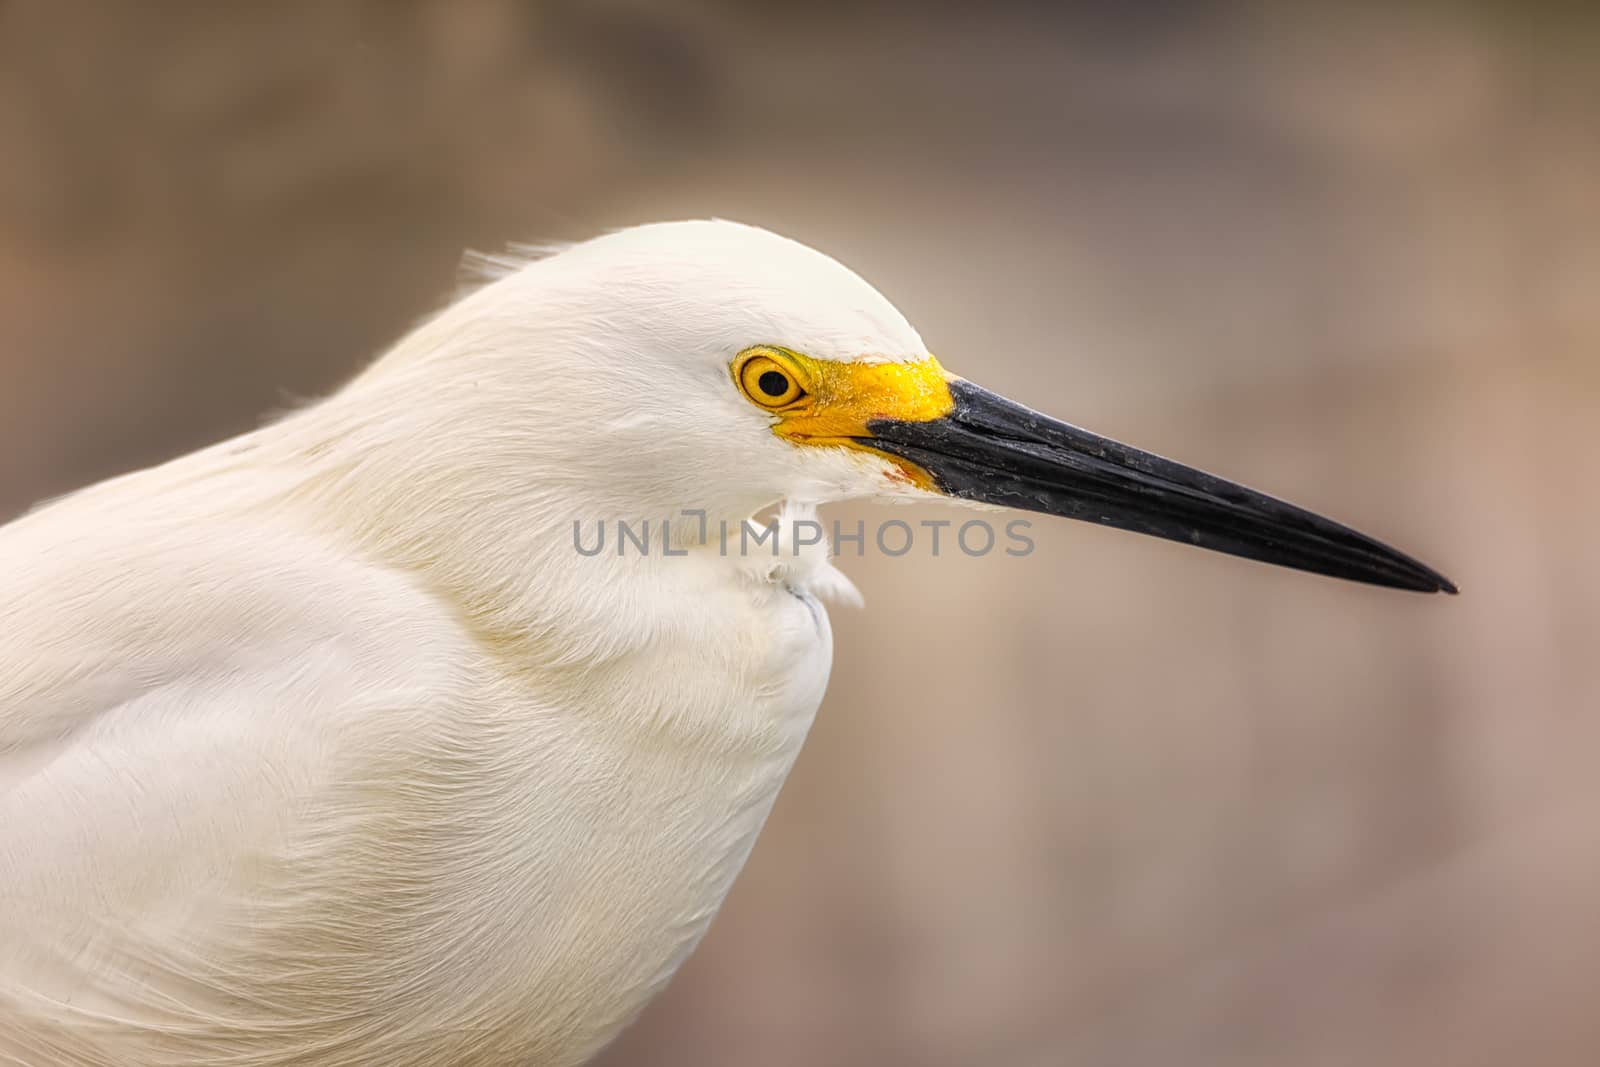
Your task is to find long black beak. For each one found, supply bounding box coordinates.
[859,379,1456,594]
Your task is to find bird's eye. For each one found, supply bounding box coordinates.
[735,351,807,409]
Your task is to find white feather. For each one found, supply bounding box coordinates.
[0,221,929,1065]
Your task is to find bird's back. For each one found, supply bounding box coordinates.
[0,451,495,1063]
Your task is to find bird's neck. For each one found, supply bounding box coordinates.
[265,371,774,669]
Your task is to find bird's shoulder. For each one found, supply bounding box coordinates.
[0,482,472,776]
[0,482,501,1051]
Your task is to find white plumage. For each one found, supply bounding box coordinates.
[0,221,919,1066]
[0,219,1453,1066]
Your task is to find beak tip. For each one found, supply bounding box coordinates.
[1405,565,1457,595]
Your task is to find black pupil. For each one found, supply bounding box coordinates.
[757,370,790,398]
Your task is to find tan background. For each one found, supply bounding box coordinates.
[2,3,1597,1065]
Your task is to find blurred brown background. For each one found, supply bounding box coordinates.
[2,2,1597,1064]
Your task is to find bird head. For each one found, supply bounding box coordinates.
[425,219,1453,593]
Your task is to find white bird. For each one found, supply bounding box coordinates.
[0,220,1454,1066]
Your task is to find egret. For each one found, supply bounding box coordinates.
[0,220,1454,1066]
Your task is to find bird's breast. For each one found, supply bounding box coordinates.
[446,557,835,1061]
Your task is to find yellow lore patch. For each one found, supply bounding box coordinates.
[731,346,955,488]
